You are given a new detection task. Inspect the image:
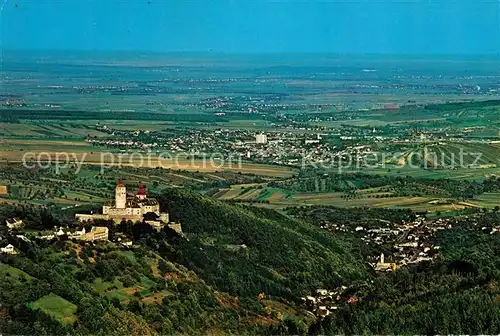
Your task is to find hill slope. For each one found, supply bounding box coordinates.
[0,188,370,335]
[156,188,371,298]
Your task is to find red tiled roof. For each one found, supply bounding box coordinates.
[137,183,146,195]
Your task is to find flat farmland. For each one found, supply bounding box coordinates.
[84,160,295,177]
[213,183,500,213]
[385,142,500,169]
[215,185,292,202]
[340,166,500,180]
[0,122,108,138]
[471,193,500,208]
[0,139,295,177]
[0,139,96,159]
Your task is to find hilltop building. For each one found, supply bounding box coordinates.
[75,180,181,232]
[76,181,162,223]
[102,181,161,222]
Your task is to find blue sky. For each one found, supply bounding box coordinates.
[2,0,499,54]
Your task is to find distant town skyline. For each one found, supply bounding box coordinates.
[2,0,500,55]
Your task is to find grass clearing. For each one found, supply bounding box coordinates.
[0,263,34,281]
[118,250,137,264]
[30,293,78,325]
[141,290,174,304]
[93,278,124,293]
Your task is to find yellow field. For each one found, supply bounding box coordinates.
[216,188,244,199]
[238,188,264,200]
[0,185,7,195]
[84,161,293,177]
[1,139,91,147]
[0,139,295,177]
[266,191,286,202]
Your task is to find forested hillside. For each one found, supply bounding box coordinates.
[0,189,370,335]
[2,189,500,334]
[156,188,371,298]
[311,215,500,335]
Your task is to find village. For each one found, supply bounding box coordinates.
[86,124,381,167]
[304,212,500,318]
[320,214,447,273]
[301,286,359,318]
[85,121,498,173]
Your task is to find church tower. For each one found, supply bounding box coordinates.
[115,180,127,209]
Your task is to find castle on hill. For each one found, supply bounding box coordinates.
[76,180,181,233]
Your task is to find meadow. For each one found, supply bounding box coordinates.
[30,293,78,325]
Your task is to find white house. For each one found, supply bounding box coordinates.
[1,244,17,254]
[6,218,23,230]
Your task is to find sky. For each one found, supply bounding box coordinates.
[1,0,500,55]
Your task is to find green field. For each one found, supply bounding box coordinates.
[0,122,109,138]
[214,179,500,213]
[386,142,500,168]
[0,263,34,281]
[31,293,78,325]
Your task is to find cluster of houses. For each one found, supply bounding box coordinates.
[0,218,179,255]
[91,119,496,171]
[87,124,383,168]
[303,215,482,317]
[35,226,109,242]
[0,221,109,255]
[86,138,157,149]
[302,287,359,317]
[368,216,448,272]
[321,215,450,273]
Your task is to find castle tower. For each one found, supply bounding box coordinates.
[137,184,147,200]
[115,180,127,209]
